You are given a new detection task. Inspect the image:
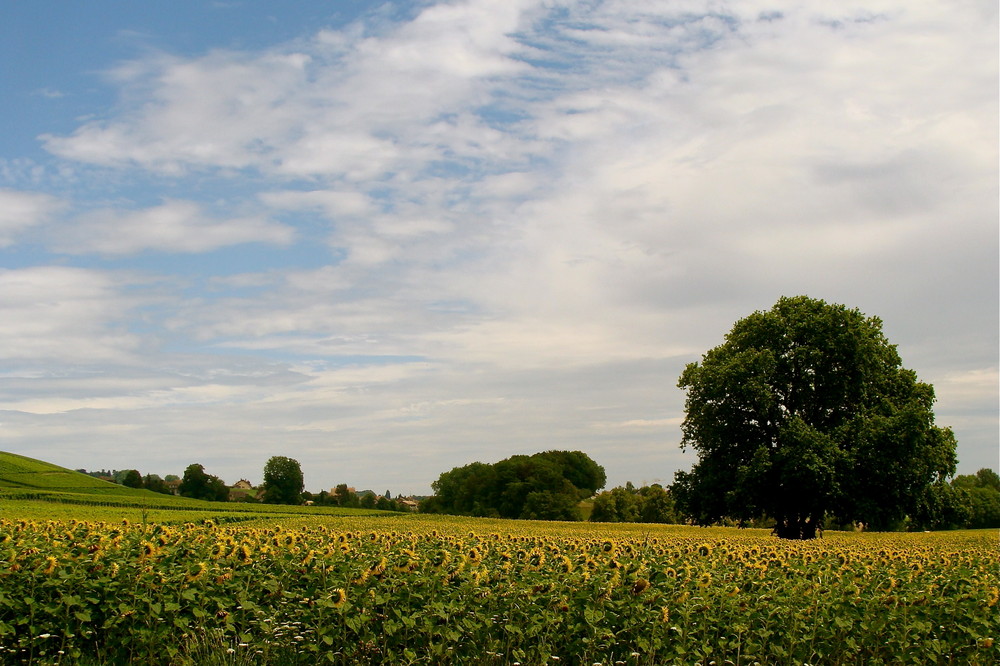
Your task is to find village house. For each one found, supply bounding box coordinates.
[228,479,258,502]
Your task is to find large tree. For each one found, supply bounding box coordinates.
[674,296,956,538]
[261,456,304,505]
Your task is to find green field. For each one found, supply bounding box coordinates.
[0,453,996,665]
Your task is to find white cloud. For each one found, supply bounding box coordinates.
[51,199,295,255]
[6,0,995,490]
[259,189,374,218]
[0,189,63,247]
[42,51,314,173]
[0,267,143,363]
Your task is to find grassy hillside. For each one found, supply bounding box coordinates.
[0,450,149,494]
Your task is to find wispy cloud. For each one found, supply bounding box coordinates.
[0,189,64,247]
[0,266,144,363]
[50,199,295,255]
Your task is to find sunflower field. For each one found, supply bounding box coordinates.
[0,511,996,665]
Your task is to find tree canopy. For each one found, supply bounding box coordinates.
[918,468,1000,530]
[673,296,957,538]
[120,469,142,489]
[589,483,679,524]
[423,450,606,521]
[178,463,228,502]
[261,456,304,505]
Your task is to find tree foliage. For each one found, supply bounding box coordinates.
[261,456,304,505]
[944,468,1000,529]
[141,474,173,495]
[674,296,957,538]
[590,483,679,524]
[907,468,1000,530]
[332,483,360,508]
[178,463,228,502]
[424,450,606,521]
[120,469,143,488]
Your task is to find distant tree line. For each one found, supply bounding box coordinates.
[909,468,1000,530]
[77,468,179,495]
[662,468,1000,531]
[77,458,416,511]
[589,482,679,524]
[421,450,606,521]
[303,485,413,512]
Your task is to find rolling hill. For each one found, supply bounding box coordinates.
[0,451,395,518]
[0,450,151,494]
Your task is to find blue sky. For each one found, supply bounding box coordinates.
[1,0,996,495]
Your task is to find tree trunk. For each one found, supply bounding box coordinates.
[773,515,818,539]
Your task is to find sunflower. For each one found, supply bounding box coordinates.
[431,549,451,569]
[331,588,347,608]
[394,549,419,572]
[186,562,208,582]
[369,557,387,577]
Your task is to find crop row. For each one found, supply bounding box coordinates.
[0,515,996,665]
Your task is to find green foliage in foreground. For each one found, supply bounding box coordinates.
[0,502,996,665]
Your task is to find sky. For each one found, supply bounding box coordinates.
[0,0,996,496]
